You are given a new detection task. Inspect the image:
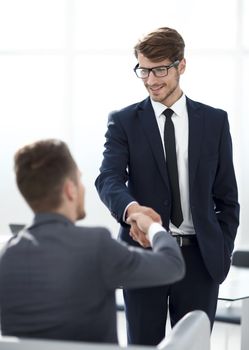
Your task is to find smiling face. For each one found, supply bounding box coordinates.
[137,53,186,107]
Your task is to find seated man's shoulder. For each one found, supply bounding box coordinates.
[73,225,112,240]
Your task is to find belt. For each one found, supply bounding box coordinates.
[172,235,197,247]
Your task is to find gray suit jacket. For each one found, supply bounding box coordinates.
[0,213,184,343]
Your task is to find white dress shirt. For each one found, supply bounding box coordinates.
[151,94,195,235]
[148,223,166,243]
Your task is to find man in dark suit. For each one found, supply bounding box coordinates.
[0,139,185,343]
[95,27,240,345]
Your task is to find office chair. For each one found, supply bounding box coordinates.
[232,250,249,268]
[157,310,210,350]
[215,249,249,324]
[8,223,25,235]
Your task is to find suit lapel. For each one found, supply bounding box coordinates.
[187,97,204,190]
[137,98,169,188]
[136,97,204,190]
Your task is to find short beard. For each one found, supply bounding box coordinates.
[148,73,180,103]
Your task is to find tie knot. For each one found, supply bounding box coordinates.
[163,108,174,118]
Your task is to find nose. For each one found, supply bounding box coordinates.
[145,70,158,84]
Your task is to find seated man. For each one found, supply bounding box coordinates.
[0,139,185,343]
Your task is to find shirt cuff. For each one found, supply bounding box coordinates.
[123,201,138,223]
[148,223,166,244]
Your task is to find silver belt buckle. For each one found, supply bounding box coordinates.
[171,233,184,247]
[178,236,183,247]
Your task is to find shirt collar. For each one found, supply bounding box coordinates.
[150,93,187,119]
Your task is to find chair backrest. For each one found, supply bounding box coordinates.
[8,224,25,235]
[232,250,249,268]
[157,310,210,350]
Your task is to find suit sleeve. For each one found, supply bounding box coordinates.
[213,114,240,256]
[95,112,135,225]
[98,229,185,290]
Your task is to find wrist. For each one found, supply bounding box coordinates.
[127,203,141,216]
[123,201,138,223]
[148,223,166,243]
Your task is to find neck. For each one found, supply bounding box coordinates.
[52,206,76,223]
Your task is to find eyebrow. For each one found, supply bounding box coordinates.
[136,64,172,69]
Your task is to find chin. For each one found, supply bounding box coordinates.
[150,93,164,103]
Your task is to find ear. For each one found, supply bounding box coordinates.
[63,178,77,201]
[178,58,186,75]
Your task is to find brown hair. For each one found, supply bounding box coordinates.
[134,27,185,63]
[14,139,77,212]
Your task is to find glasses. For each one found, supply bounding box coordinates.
[134,60,180,79]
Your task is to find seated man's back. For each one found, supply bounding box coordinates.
[1,214,119,342]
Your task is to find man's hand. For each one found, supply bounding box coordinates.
[126,204,162,248]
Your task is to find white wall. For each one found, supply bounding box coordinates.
[0,0,248,247]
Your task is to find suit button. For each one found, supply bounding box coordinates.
[163,200,169,206]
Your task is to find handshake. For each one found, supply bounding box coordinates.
[126,203,162,248]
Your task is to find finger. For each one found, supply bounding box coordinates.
[130,223,140,239]
[137,237,151,248]
[142,207,161,221]
[135,230,151,246]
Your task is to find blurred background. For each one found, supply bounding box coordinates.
[0,0,248,248]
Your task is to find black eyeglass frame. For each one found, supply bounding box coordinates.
[133,59,180,79]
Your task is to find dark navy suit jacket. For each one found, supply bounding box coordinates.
[95,96,240,283]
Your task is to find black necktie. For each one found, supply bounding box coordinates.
[163,108,183,227]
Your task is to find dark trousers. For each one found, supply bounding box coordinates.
[123,244,219,346]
